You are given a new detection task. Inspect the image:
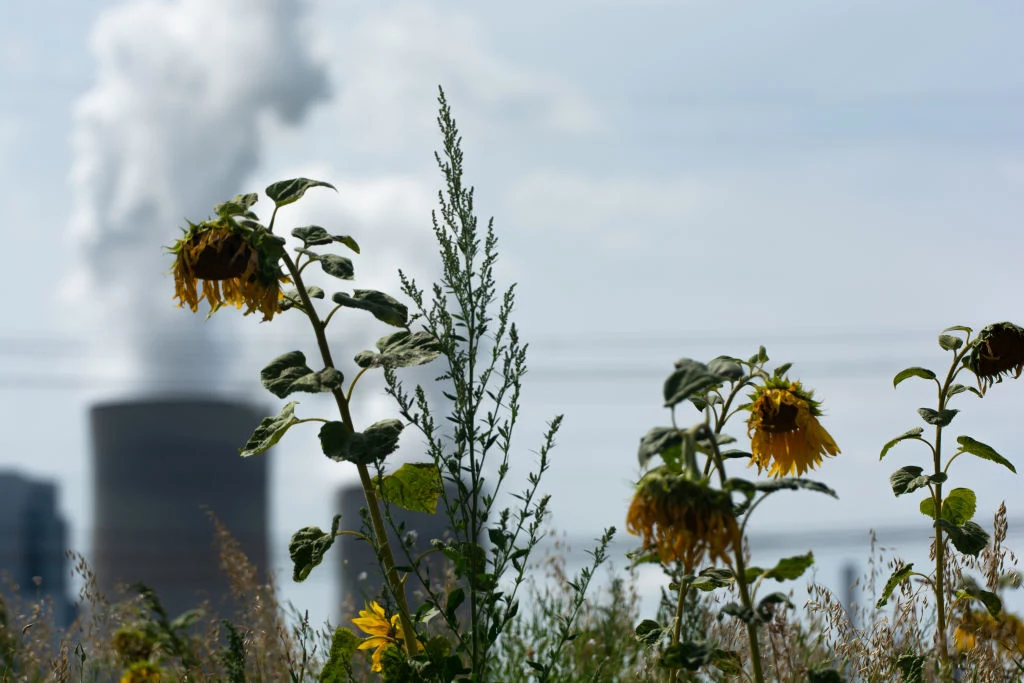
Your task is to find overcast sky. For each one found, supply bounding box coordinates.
[2,0,1023,624]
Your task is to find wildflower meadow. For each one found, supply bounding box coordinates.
[3,90,1023,682]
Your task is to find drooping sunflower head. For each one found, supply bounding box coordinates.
[965,322,1024,393]
[953,609,1024,654]
[746,378,840,478]
[626,467,739,572]
[169,217,289,321]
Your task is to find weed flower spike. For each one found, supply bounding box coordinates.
[746,379,839,477]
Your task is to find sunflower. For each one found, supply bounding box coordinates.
[352,601,412,673]
[746,379,839,478]
[169,217,288,321]
[953,609,1024,655]
[626,467,739,572]
[120,662,164,683]
[965,322,1024,393]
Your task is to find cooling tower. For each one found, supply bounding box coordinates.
[90,398,268,618]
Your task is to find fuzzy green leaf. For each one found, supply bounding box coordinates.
[265,177,336,208]
[317,254,355,280]
[938,334,963,351]
[378,462,442,514]
[752,478,838,498]
[659,641,712,671]
[895,653,925,683]
[750,552,815,582]
[634,619,664,646]
[260,352,343,398]
[941,487,976,525]
[889,466,932,496]
[936,519,989,557]
[918,407,959,427]
[288,515,340,582]
[879,427,925,460]
[956,435,1017,474]
[332,290,409,327]
[689,568,734,592]
[354,330,441,369]
[894,367,936,387]
[663,359,731,408]
[319,419,404,465]
[707,356,743,380]
[239,401,299,457]
[876,562,914,608]
[280,286,324,311]
[637,427,682,469]
[956,578,1003,617]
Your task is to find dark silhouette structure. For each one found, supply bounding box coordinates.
[0,471,74,626]
[90,398,268,618]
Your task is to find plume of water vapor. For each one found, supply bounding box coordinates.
[64,0,328,395]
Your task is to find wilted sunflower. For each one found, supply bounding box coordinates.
[953,609,1024,654]
[965,322,1024,393]
[119,662,164,683]
[352,601,412,673]
[626,467,739,572]
[746,379,839,478]
[170,217,288,321]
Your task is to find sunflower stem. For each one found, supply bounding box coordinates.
[279,251,419,658]
[671,576,691,683]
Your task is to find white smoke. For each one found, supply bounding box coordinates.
[64,0,328,394]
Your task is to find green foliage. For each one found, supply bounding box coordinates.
[239,401,300,457]
[261,351,344,398]
[320,627,360,682]
[354,330,442,369]
[745,552,815,583]
[956,435,1016,473]
[332,290,409,327]
[265,177,336,208]
[319,419,404,464]
[879,427,925,460]
[876,563,914,609]
[893,367,936,387]
[377,462,443,514]
[289,515,341,582]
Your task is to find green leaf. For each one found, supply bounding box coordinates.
[936,519,989,556]
[332,290,409,327]
[943,325,973,335]
[956,435,1017,474]
[319,419,404,465]
[807,668,843,683]
[894,367,936,388]
[709,649,742,675]
[707,356,743,380]
[752,478,838,498]
[239,401,300,457]
[756,592,793,620]
[941,487,976,525]
[290,226,360,254]
[354,330,441,369]
[956,578,1003,617]
[895,653,925,683]
[288,515,340,582]
[214,193,259,219]
[659,641,712,671]
[920,496,936,520]
[260,352,343,399]
[317,254,355,280]
[320,627,360,683]
[663,359,735,408]
[876,562,914,608]
[917,407,959,427]
[879,427,925,460]
[938,334,963,351]
[689,568,734,592]
[444,587,465,621]
[637,427,682,469]
[634,619,664,646]
[265,177,336,208]
[378,462,443,514]
[280,286,324,311]
[889,466,930,496]
[750,552,815,582]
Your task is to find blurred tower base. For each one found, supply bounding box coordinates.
[0,471,75,627]
[336,481,458,618]
[90,398,268,619]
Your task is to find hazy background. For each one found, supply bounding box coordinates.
[2,0,1023,625]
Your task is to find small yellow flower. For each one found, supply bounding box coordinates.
[626,467,739,572]
[352,601,405,673]
[966,322,1024,393]
[746,379,839,478]
[120,661,164,683]
[169,217,288,321]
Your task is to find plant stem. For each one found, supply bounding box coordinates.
[704,426,765,683]
[279,252,418,656]
[671,578,690,683]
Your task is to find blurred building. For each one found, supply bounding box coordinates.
[90,398,268,619]
[336,481,457,616]
[0,471,74,626]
